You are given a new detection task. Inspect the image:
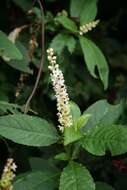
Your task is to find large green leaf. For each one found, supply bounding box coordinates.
[82,124,127,156]
[0,114,59,146]
[79,37,109,89]
[50,33,76,55]
[59,161,95,190]
[70,0,97,24]
[14,171,58,190]
[96,182,115,190]
[82,100,123,131]
[55,15,78,33]
[0,31,22,61]
[9,42,32,74]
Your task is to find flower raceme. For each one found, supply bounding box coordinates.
[0,158,17,190]
[47,48,73,132]
[79,20,99,36]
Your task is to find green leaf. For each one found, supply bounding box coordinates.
[12,0,32,11]
[9,42,32,74]
[83,100,123,131]
[96,182,115,190]
[70,0,97,24]
[76,114,91,130]
[64,113,90,145]
[0,101,22,114]
[0,114,59,146]
[54,152,69,161]
[50,33,76,55]
[82,124,127,156]
[55,15,78,33]
[0,31,23,61]
[79,37,109,89]
[32,7,42,20]
[80,0,97,25]
[70,0,86,17]
[59,161,95,190]
[70,101,81,123]
[66,36,76,53]
[64,102,84,145]
[14,171,58,190]
[64,126,82,145]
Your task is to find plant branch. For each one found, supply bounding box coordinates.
[24,0,45,113]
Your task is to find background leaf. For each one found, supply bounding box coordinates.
[70,0,97,24]
[50,33,76,55]
[82,124,127,156]
[9,42,32,74]
[0,114,59,146]
[59,161,95,190]
[0,101,22,114]
[0,31,23,61]
[79,37,109,89]
[55,15,78,33]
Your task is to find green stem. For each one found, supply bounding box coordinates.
[71,142,81,160]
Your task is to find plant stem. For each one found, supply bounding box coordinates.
[24,0,45,113]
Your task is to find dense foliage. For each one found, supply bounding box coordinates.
[0,0,127,189]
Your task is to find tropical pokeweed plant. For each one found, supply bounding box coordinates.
[0,0,126,190]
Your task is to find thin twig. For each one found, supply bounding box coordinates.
[24,0,45,113]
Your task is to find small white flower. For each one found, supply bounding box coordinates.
[11,163,17,171]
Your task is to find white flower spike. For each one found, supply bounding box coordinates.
[47,48,73,132]
[79,20,99,36]
[0,158,17,190]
